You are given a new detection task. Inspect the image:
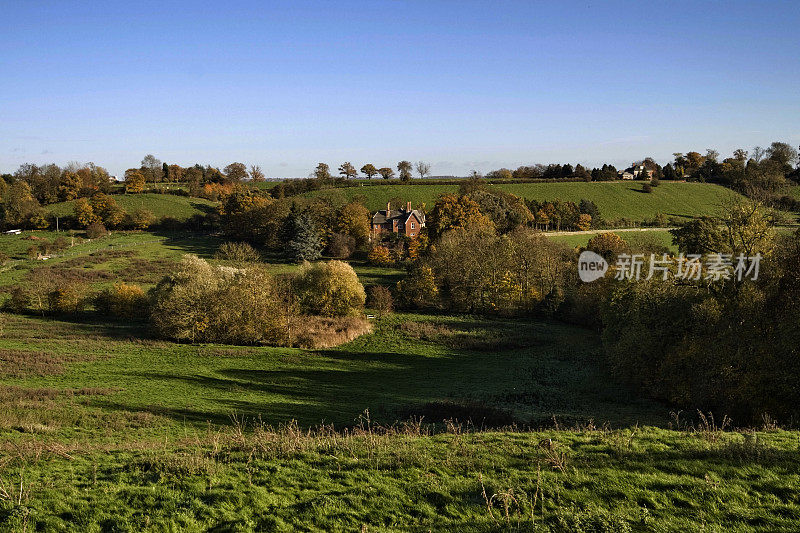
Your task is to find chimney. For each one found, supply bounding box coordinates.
[406,201,412,212]
[386,202,391,213]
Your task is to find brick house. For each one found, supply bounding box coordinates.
[371,202,425,239]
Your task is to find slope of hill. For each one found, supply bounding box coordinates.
[304,181,739,222]
[44,193,218,221]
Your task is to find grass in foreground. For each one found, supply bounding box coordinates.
[1,421,798,531]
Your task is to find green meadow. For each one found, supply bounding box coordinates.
[305,181,739,222]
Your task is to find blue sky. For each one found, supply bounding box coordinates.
[1,0,798,177]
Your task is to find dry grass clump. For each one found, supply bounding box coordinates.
[117,258,175,283]
[291,316,372,349]
[400,321,525,350]
[0,349,98,377]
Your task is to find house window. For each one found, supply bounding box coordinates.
[410,222,415,229]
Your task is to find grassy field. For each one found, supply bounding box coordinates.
[44,193,218,221]
[0,313,798,530]
[304,181,739,222]
[549,229,677,252]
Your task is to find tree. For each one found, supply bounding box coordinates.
[367,286,393,317]
[1,181,44,228]
[397,161,413,182]
[395,266,439,309]
[294,260,366,317]
[766,141,798,172]
[429,193,493,238]
[415,161,431,179]
[124,169,146,193]
[224,162,248,182]
[314,163,331,181]
[283,209,323,262]
[587,232,628,262]
[336,202,370,247]
[338,162,357,180]
[577,214,592,231]
[141,154,163,182]
[129,208,155,229]
[249,165,265,182]
[378,167,395,180]
[151,255,286,344]
[360,164,378,180]
[74,197,99,226]
[368,245,394,266]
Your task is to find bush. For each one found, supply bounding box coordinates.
[395,266,439,309]
[642,183,653,193]
[215,241,261,264]
[587,232,628,262]
[295,260,366,317]
[95,282,148,319]
[86,222,107,239]
[47,283,88,314]
[151,255,286,344]
[367,285,393,317]
[368,245,394,266]
[53,236,69,251]
[326,233,356,259]
[129,208,156,230]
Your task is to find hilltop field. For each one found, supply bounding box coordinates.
[304,180,739,222]
[1,181,798,531]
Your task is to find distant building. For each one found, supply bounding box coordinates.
[3,229,21,235]
[619,165,653,180]
[371,202,425,238]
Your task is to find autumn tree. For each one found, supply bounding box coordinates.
[378,167,395,180]
[124,169,146,193]
[428,193,493,238]
[397,161,413,182]
[314,163,331,181]
[224,162,248,182]
[336,201,370,247]
[360,164,378,180]
[338,162,357,180]
[294,260,366,317]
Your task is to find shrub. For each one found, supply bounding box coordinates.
[47,283,88,314]
[367,286,393,317]
[129,208,156,230]
[395,266,439,309]
[52,236,69,251]
[642,183,653,193]
[368,245,394,266]
[326,233,356,259]
[151,255,286,344]
[0,252,8,265]
[86,222,107,239]
[26,245,39,260]
[95,283,148,319]
[650,177,660,187]
[294,260,366,317]
[215,241,261,264]
[587,232,628,262]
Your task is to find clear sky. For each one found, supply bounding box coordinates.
[1,0,798,177]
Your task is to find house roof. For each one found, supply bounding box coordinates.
[372,208,425,225]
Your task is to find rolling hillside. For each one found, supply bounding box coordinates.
[44,193,218,221]
[304,181,740,221]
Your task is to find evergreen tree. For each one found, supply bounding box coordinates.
[282,207,323,262]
